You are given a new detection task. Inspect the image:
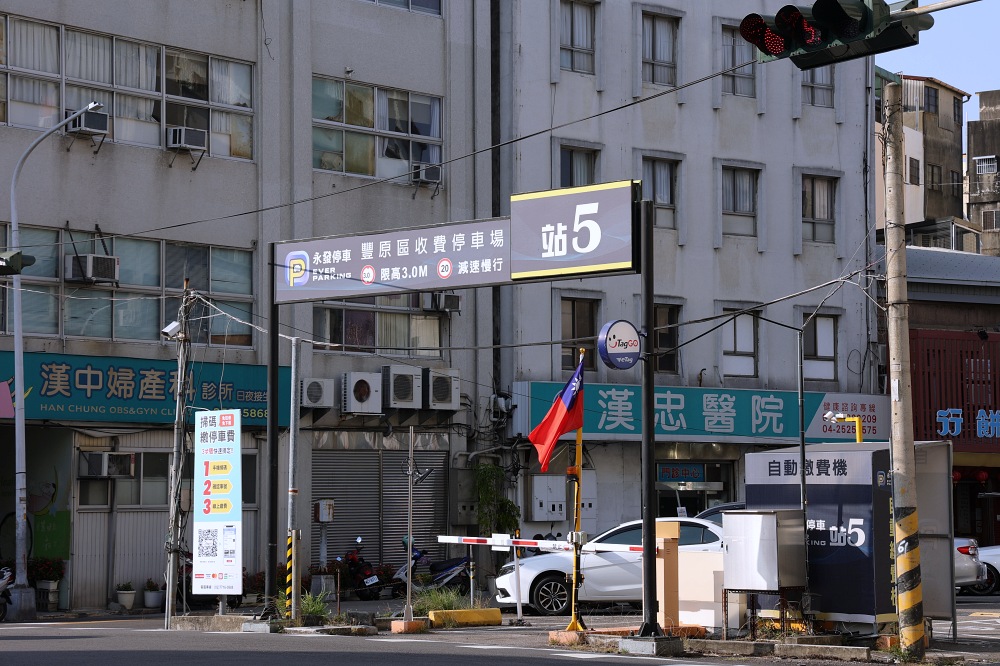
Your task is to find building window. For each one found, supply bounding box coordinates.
[951,170,962,198]
[560,1,595,74]
[722,309,757,377]
[312,76,442,180]
[642,158,677,228]
[908,157,920,185]
[722,167,757,236]
[802,65,833,107]
[0,19,253,158]
[361,0,441,15]
[722,26,754,98]
[654,304,679,373]
[927,163,942,191]
[984,210,999,232]
[313,294,441,357]
[954,96,963,125]
[6,228,253,345]
[802,175,835,243]
[560,146,596,187]
[975,156,997,175]
[924,85,938,114]
[116,452,169,506]
[803,314,836,381]
[641,13,676,86]
[561,297,597,370]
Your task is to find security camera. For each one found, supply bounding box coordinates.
[161,321,182,338]
[823,410,836,422]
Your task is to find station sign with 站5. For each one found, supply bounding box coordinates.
[192,409,243,596]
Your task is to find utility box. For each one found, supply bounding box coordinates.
[723,509,806,591]
[529,474,566,521]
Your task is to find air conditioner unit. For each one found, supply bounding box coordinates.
[301,378,335,409]
[420,292,462,313]
[382,365,423,409]
[422,367,460,411]
[341,372,383,415]
[166,126,208,151]
[410,162,442,184]
[78,451,135,478]
[65,254,120,282]
[66,110,109,136]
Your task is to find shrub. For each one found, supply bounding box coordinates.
[115,581,134,592]
[300,591,330,619]
[144,578,161,592]
[27,557,64,584]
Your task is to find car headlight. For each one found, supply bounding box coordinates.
[498,563,515,578]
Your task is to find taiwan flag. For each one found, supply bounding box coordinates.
[529,360,584,472]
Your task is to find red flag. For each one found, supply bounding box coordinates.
[529,360,584,472]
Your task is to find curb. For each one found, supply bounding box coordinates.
[428,608,502,628]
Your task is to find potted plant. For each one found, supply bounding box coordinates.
[115,581,136,610]
[28,557,65,611]
[143,578,164,609]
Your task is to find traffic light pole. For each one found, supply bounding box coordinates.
[884,81,924,661]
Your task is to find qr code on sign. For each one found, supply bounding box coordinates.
[198,528,218,558]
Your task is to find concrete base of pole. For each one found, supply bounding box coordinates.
[8,584,37,621]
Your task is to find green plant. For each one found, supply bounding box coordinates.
[409,586,493,617]
[27,557,65,583]
[115,581,134,592]
[144,578,161,592]
[474,463,520,536]
[300,592,330,618]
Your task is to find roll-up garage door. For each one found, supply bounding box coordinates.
[310,449,448,570]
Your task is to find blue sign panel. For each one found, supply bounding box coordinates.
[0,352,290,427]
[514,381,889,443]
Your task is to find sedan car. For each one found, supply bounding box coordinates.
[963,542,998,595]
[955,537,988,589]
[495,517,723,615]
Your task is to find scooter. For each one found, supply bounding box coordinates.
[342,536,379,601]
[0,566,12,622]
[390,538,470,598]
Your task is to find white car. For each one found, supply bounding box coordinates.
[495,517,723,615]
[963,542,998,595]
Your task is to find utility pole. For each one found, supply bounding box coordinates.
[286,337,301,620]
[884,81,924,660]
[164,283,191,630]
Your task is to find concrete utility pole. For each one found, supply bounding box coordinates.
[884,81,925,660]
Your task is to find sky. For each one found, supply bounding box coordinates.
[875,0,999,125]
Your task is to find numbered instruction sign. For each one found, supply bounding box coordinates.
[193,409,243,596]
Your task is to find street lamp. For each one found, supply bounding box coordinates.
[8,101,103,621]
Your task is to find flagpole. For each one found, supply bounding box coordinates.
[565,349,586,632]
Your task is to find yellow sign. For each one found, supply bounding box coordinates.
[203,499,233,514]
[206,461,232,475]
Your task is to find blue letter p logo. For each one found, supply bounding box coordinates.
[286,251,310,286]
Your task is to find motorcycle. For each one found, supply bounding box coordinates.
[342,536,379,601]
[0,565,12,622]
[390,538,470,598]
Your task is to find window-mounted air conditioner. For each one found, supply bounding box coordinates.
[382,365,423,409]
[421,292,462,313]
[166,126,208,151]
[341,372,383,415]
[301,378,335,409]
[65,254,120,282]
[410,162,442,184]
[422,367,460,411]
[79,451,135,478]
[66,109,109,136]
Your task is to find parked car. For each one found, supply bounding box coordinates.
[494,517,723,615]
[696,504,987,593]
[962,542,997,594]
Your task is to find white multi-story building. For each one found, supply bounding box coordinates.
[0,0,883,610]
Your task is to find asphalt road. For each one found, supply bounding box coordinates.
[2,595,1000,665]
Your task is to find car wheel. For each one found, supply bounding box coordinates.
[966,564,999,596]
[531,573,570,616]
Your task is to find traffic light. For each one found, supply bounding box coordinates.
[0,251,35,276]
[740,1,931,70]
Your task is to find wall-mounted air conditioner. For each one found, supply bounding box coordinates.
[65,254,120,282]
[66,110,109,136]
[341,372,383,414]
[79,451,135,478]
[422,367,460,411]
[410,162,442,184]
[382,365,423,409]
[301,378,335,409]
[420,292,462,313]
[166,126,208,151]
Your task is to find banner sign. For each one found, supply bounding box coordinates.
[0,351,290,427]
[513,381,889,444]
[192,409,243,596]
[510,180,638,280]
[274,218,511,303]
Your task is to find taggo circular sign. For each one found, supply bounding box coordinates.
[598,319,641,370]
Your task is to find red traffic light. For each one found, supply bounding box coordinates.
[740,13,786,57]
[775,5,823,47]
